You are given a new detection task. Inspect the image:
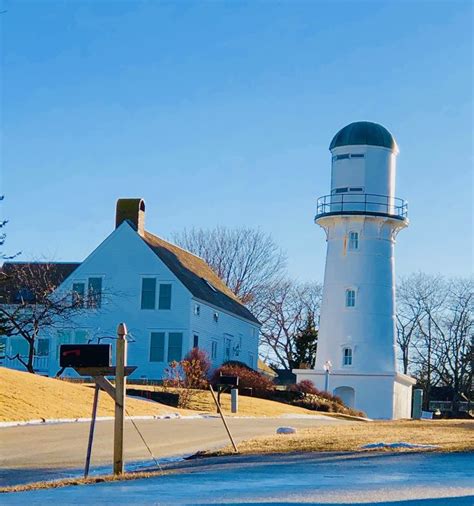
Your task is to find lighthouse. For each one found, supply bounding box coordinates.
[295,121,416,419]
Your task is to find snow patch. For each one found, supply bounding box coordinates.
[361,442,439,449]
[0,413,182,428]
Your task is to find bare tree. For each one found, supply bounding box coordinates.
[172,226,286,306]
[432,278,473,412]
[258,280,322,370]
[397,274,434,374]
[397,273,473,410]
[0,195,20,261]
[0,263,87,373]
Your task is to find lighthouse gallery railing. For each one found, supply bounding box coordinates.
[315,193,408,220]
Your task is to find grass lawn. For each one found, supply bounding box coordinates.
[209,419,474,455]
[0,367,192,421]
[139,385,326,417]
[0,367,328,421]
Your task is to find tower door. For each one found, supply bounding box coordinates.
[334,386,355,408]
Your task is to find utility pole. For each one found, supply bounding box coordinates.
[114,322,127,475]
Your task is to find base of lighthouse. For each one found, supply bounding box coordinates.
[293,369,416,419]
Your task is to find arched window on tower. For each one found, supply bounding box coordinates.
[343,347,353,366]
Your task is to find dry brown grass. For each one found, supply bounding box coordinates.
[211,420,474,455]
[0,469,176,494]
[0,367,191,422]
[0,367,324,422]
[134,385,322,417]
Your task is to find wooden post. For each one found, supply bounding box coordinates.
[84,383,100,478]
[114,322,127,475]
[209,385,238,453]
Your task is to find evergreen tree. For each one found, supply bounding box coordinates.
[292,312,318,369]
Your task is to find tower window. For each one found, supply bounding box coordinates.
[350,153,365,158]
[343,347,353,366]
[345,289,356,307]
[348,232,359,250]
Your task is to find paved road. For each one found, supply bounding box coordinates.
[2,452,473,504]
[0,415,346,486]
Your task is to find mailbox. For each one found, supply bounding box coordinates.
[60,344,111,368]
[218,375,239,387]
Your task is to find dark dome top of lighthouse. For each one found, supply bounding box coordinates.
[329,121,398,151]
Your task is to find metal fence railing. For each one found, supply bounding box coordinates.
[315,193,408,220]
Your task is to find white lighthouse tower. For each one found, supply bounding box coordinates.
[295,121,415,419]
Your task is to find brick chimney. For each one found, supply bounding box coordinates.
[115,198,145,236]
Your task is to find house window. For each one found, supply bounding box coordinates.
[193,334,199,348]
[343,347,353,366]
[141,278,156,309]
[345,289,356,307]
[194,304,201,316]
[87,277,102,308]
[0,337,6,359]
[150,332,165,362]
[213,312,219,323]
[37,338,50,356]
[211,340,218,360]
[224,337,231,361]
[248,352,255,368]
[168,332,183,362]
[72,282,85,307]
[56,330,72,358]
[348,232,359,250]
[11,338,29,357]
[158,284,172,310]
[75,330,88,344]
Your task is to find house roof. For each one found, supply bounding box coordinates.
[258,359,278,378]
[142,231,260,325]
[0,262,81,303]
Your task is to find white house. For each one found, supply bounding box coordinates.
[294,121,416,419]
[0,199,260,379]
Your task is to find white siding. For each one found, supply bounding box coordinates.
[4,221,261,379]
[190,299,259,371]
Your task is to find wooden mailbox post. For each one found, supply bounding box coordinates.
[60,322,135,477]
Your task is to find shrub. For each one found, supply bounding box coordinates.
[291,393,365,417]
[163,348,211,408]
[211,363,275,394]
[184,347,211,385]
[289,380,319,395]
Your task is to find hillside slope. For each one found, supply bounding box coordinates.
[0,367,186,422]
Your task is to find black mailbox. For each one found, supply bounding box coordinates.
[60,344,111,368]
[218,375,239,387]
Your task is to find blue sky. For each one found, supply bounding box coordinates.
[1,0,472,281]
